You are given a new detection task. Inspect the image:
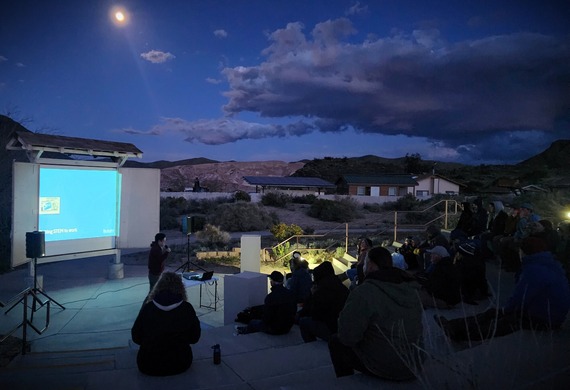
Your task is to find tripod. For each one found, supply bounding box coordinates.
[3,257,65,354]
[175,233,207,273]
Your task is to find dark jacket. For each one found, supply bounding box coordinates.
[148,241,169,276]
[131,291,201,376]
[504,251,570,328]
[423,257,461,305]
[299,262,349,333]
[286,268,312,304]
[263,284,297,334]
[337,268,424,381]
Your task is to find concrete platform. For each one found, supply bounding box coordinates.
[1,253,569,389]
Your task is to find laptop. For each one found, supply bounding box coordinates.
[184,271,214,281]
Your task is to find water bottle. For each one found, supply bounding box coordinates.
[212,344,221,365]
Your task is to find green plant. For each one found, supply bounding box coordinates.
[234,190,251,202]
[292,194,317,204]
[195,224,231,248]
[207,202,277,232]
[307,197,359,222]
[270,222,304,241]
[261,191,291,208]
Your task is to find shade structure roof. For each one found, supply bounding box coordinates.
[243,176,336,188]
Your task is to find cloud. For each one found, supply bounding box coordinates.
[214,29,228,38]
[0,55,7,62]
[346,2,368,16]
[117,117,317,145]
[206,77,222,84]
[140,50,176,63]
[219,18,570,162]
[16,62,25,67]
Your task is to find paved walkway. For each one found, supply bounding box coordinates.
[1,252,569,389]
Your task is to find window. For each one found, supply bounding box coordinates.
[357,186,366,196]
[388,187,397,196]
[417,190,429,196]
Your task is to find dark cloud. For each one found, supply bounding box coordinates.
[220,18,570,162]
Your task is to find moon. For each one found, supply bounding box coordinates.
[110,6,129,26]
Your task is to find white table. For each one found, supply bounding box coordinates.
[180,276,219,311]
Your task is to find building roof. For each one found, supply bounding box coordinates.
[6,130,143,165]
[243,176,336,188]
[340,174,418,186]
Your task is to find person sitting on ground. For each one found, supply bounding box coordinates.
[346,237,373,287]
[416,225,450,270]
[500,203,540,272]
[131,272,201,376]
[328,246,424,380]
[236,271,297,335]
[400,236,420,270]
[147,232,171,292]
[286,251,312,305]
[298,261,349,343]
[417,246,461,308]
[436,236,570,341]
[450,201,477,243]
[478,200,508,259]
[392,248,408,270]
[454,241,489,304]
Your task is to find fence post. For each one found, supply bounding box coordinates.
[345,223,348,253]
[394,211,398,243]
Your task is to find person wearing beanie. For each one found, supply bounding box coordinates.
[131,272,201,376]
[436,235,570,341]
[297,261,349,343]
[328,246,424,381]
[235,270,297,335]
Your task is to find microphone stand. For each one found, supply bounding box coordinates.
[175,233,207,273]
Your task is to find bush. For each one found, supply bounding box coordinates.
[270,223,304,241]
[292,194,317,204]
[208,202,277,232]
[195,224,231,248]
[234,190,251,202]
[261,191,291,208]
[382,194,421,211]
[307,197,360,222]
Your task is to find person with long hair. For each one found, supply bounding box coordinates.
[131,272,201,376]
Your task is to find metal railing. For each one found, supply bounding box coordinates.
[263,199,460,263]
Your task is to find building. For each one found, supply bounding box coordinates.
[336,174,418,197]
[243,176,336,195]
[413,173,462,198]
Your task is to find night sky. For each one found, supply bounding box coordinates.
[1,1,569,164]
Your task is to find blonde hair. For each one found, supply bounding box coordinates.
[146,272,188,303]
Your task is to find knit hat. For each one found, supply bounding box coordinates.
[268,271,284,283]
[426,246,450,258]
[457,242,476,257]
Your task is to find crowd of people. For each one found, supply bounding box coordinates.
[131,200,570,381]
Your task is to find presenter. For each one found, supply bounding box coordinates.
[148,232,171,291]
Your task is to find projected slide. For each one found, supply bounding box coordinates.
[39,167,120,243]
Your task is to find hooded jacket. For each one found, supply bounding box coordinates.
[337,268,424,381]
[503,251,570,327]
[131,290,201,376]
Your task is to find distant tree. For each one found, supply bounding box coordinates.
[405,153,425,173]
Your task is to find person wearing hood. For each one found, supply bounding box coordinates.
[286,251,313,305]
[328,246,424,381]
[298,261,349,343]
[131,272,201,376]
[436,236,570,341]
[479,200,508,259]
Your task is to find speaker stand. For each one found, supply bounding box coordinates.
[175,233,207,273]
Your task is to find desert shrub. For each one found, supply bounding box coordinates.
[195,224,231,248]
[234,190,251,202]
[307,197,359,222]
[292,194,317,204]
[208,202,277,232]
[382,194,421,211]
[363,203,383,212]
[186,197,233,213]
[160,196,189,230]
[270,223,304,241]
[261,191,291,208]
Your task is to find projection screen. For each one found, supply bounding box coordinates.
[11,162,160,267]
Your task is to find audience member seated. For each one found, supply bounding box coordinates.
[450,201,477,244]
[454,241,489,304]
[436,236,570,341]
[500,203,540,272]
[235,271,297,335]
[298,261,349,343]
[392,248,408,270]
[400,236,419,270]
[418,246,461,309]
[131,272,201,376]
[286,251,312,305]
[328,246,424,381]
[416,225,451,270]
